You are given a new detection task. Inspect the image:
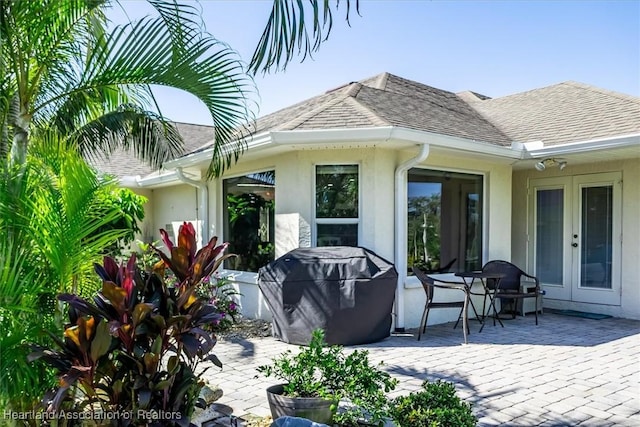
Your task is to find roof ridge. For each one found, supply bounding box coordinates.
[343,96,390,126]
[561,81,640,104]
[376,72,389,90]
[277,85,356,130]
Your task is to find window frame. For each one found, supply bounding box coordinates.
[312,162,361,247]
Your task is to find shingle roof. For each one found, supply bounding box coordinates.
[463,81,640,146]
[94,73,640,178]
[251,72,512,145]
[91,122,214,178]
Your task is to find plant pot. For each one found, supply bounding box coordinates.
[266,384,335,425]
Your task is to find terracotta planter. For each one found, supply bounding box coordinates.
[266,384,335,425]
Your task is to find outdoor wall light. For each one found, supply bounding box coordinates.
[534,158,567,171]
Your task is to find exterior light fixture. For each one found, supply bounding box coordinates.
[534,158,567,172]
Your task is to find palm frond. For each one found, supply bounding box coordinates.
[249,0,360,74]
[67,105,184,170]
[31,12,255,176]
[27,135,129,293]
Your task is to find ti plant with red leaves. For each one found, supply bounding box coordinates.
[29,223,234,426]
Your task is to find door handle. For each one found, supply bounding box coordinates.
[571,243,578,247]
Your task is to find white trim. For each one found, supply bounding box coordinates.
[271,127,521,159]
[133,171,179,187]
[525,133,640,158]
[161,126,522,173]
[163,131,274,169]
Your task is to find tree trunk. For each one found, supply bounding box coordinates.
[10,109,30,168]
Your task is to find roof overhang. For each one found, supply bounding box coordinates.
[520,133,640,158]
[122,127,639,188]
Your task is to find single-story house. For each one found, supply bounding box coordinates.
[99,72,640,328]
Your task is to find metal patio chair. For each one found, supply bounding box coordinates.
[481,260,541,325]
[412,266,470,343]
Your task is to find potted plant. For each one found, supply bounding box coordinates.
[389,380,477,427]
[257,329,398,426]
[29,222,233,426]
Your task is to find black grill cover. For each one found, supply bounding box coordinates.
[257,246,397,345]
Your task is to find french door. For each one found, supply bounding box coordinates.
[528,172,621,305]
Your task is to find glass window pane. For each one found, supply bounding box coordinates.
[536,189,564,284]
[581,185,613,289]
[223,171,275,272]
[317,224,358,247]
[407,169,483,274]
[316,165,358,218]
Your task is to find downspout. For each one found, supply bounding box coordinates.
[175,167,209,244]
[394,144,430,332]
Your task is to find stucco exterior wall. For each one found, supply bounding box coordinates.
[145,145,516,329]
[512,158,640,319]
[130,188,154,243]
[151,183,200,241]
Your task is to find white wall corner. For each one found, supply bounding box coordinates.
[275,213,311,257]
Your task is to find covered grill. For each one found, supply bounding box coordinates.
[258,246,397,345]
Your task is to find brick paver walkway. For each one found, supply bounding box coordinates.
[199,313,640,426]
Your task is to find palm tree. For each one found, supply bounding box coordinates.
[1,0,359,177]
[0,0,255,178]
[0,137,131,412]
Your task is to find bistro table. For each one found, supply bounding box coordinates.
[455,271,506,332]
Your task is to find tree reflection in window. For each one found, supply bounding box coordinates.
[223,171,275,272]
[315,165,359,246]
[408,169,483,274]
[316,165,358,218]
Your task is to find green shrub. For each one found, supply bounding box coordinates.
[390,380,477,427]
[257,329,398,426]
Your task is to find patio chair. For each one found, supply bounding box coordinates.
[481,260,541,325]
[412,266,469,343]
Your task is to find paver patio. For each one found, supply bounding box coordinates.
[200,312,640,426]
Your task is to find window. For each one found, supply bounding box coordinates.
[223,171,275,272]
[315,165,359,246]
[407,169,483,273]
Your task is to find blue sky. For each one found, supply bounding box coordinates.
[114,0,639,126]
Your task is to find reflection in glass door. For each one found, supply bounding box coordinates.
[536,188,564,285]
[580,185,613,289]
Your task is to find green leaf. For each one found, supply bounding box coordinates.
[167,355,179,375]
[90,319,112,362]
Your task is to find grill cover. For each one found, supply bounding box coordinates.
[258,246,397,345]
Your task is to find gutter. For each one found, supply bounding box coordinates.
[175,167,209,244]
[393,144,430,332]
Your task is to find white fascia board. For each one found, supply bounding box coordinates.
[148,126,524,185]
[131,171,179,187]
[271,126,521,159]
[270,127,395,144]
[390,128,521,158]
[163,132,273,169]
[524,133,640,158]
